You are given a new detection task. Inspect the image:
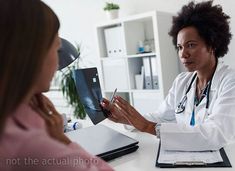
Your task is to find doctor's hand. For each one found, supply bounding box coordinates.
[30,94,71,145]
[101,98,130,125]
[101,96,156,135]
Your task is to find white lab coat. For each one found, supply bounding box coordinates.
[145,61,235,151]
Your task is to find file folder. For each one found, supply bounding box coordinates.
[150,56,159,89]
[143,57,153,89]
[156,143,232,168]
[104,25,125,57]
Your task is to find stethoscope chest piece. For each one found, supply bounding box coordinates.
[175,95,187,114]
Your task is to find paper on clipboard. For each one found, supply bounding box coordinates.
[158,147,223,164]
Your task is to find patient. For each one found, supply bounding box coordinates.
[0,0,112,170]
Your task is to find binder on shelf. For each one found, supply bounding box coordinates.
[104,25,125,58]
[143,57,153,89]
[156,143,232,168]
[134,66,145,89]
[150,56,159,89]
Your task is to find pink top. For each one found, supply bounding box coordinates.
[0,104,113,171]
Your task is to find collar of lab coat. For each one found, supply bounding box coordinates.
[210,60,225,91]
[189,59,225,92]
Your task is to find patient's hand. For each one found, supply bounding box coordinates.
[30,94,71,145]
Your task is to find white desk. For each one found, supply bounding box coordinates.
[72,119,235,171]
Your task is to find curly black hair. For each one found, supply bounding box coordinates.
[168,0,232,58]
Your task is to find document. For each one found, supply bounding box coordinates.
[158,147,223,164]
[156,144,231,168]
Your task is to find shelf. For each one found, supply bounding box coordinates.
[103,89,160,93]
[96,11,157,28]
[96,10,179,115]
[130,89,160,93]
[100,52,156,60]
[103,89,130,93]
[100,57,126,61]
[126,52,156,58]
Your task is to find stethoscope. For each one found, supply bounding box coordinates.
[175,73,213,114]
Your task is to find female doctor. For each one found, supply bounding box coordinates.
[101,1,235,151]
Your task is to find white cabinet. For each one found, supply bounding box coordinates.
[95,11,179,115]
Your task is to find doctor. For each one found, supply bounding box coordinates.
[101,1,235,151]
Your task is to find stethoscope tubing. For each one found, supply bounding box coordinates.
[175,72,214,114]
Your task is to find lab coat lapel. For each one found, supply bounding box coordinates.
[210,60,224,92]
[193,61,223,124]
[202,61,223,117]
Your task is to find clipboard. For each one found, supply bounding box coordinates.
[156,143,232,168]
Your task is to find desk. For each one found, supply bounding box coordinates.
[73,119,235,171]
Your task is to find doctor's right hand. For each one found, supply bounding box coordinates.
[101,98,130,125]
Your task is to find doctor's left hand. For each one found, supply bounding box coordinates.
[113,96,156,135]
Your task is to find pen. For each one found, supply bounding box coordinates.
[110,88,117,103]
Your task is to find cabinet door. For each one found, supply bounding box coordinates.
[102,59,129,90]
[132,92,163,115]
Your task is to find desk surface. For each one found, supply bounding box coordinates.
[70,119,235,171]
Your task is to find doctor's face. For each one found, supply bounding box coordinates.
[177,26,215,72]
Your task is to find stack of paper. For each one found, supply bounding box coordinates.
[158,147,223,164]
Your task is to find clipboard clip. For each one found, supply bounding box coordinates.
[174,161,207,166]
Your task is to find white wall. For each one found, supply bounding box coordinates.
[42,0,235,116]
[43,0,235,69]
